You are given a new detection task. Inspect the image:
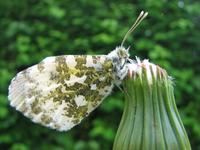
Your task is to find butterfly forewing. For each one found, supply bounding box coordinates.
[8,55,114,131]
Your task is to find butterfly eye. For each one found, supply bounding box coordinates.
[117,49,126,58]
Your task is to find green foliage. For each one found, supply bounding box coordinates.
[0,0,199,149]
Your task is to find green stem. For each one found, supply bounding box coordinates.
[113,61,191,150]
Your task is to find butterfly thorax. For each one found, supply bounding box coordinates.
[106,46,130,85]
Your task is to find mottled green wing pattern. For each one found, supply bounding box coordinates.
[8,55,114,131]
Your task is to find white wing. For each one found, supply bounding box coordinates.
[8,55,114,131]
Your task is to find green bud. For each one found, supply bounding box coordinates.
[113,60,191,150]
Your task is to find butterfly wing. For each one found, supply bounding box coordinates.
[8,55,114,131]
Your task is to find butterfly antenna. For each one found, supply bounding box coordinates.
[121,11,148,47]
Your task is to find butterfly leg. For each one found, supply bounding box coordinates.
[118,65,129,80]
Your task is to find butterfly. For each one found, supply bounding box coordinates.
[8,11,148,131]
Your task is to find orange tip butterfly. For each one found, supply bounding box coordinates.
[8,11,148,131]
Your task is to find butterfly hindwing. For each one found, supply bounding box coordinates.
[8,55,114,131]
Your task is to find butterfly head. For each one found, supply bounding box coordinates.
[114,46,130,69]
[116,46,130,59]
[107,46,130,85]
[107,11,148,84]
[107,46,129,65]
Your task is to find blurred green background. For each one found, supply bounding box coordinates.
[0,0,199,149]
